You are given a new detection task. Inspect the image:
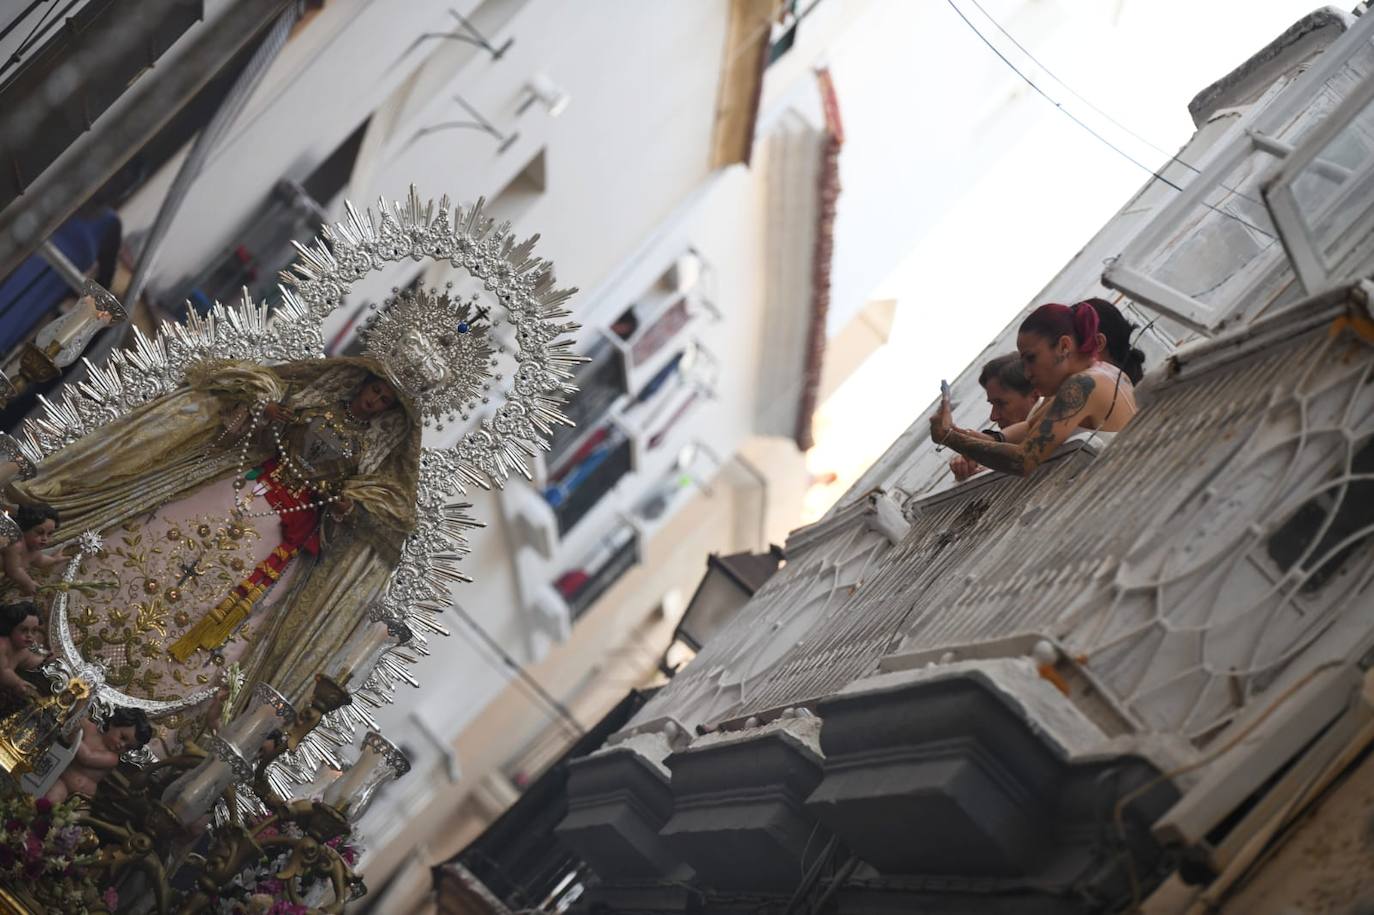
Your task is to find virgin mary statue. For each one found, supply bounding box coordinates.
[3,192,582,767]
[11,279,507,751]
[12,355,419,726]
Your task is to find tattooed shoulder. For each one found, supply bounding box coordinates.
[1046,373,1095,421]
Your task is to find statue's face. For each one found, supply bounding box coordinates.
[10,614,40,651]
[391,327,451,396]
[352,378,399,419]
[23,518,54,550]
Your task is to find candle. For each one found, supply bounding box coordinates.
[221,683,296,759]
[323,731,410,821]
[325,609,412,688]
[161,734,251,827]
[32,283,126,369]
[295,762,345,802]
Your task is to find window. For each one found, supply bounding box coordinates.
[1266,437,1374,593]
[545,426,632,536]
[767,0,802,67]
[1103,12,1374,333]
[545,337,626,469]
[1264,62,1374,295]
[553,524,640,621]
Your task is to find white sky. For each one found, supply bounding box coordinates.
[802,0,1329,520]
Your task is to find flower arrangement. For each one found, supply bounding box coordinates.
[211,819,360,914]
[0,793,114,913]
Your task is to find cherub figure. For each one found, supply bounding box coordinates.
[0,601,44,701]
[1,504,61,597]
[44,708,152,804]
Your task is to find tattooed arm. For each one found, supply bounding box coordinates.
[931,373,1098,477]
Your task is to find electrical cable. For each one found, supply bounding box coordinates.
[449,603,587,737]
[0,1,47,49]
[0,0,80,81]
[965,0,1266,208]
[944,0,1277,241]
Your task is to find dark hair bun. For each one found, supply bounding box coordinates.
[1122,346,1146,385]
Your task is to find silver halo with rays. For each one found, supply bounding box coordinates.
[17,188,585,789]
[360,285,497,427]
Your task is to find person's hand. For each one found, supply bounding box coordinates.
[929,396,954,444]
[949,456,981,482]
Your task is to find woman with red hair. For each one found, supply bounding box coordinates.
[930,301,1137,477]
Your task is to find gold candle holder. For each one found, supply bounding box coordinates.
[285,674,352,751]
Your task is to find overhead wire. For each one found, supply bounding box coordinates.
[448,603,587,737]
[0,0,80,81]
[0,1,47,49]
[966,0,1259,197]
[944,0,1277,241]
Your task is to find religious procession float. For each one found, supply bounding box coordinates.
[0,188,582,913]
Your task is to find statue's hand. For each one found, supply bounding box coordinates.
[263,402,296,424]
[223,404,250,434]
[329,497,354,520]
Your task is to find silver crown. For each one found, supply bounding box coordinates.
[359,285,497,425]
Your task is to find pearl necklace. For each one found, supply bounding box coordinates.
[236,406,346,520]
[203,400,348,522]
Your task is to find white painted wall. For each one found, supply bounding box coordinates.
[118,0,729,337]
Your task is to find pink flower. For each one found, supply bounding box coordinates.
[33,798,51,815]
[268,901,309,915]
[102,886,119,909]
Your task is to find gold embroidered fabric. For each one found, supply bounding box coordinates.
[68,495,268,702]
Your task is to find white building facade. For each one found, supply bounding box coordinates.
[552,8,1374,913]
